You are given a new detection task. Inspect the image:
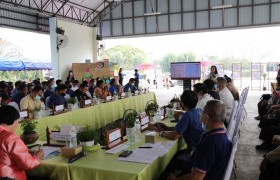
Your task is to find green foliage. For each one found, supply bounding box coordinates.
[67,97,77,104]
[100,45,147,70]
[21,120,38,135]
[77,125,97,142]
[0,71,44,82]
[159,52,196,73]
[124,110,138,128]
[145,101,159,116]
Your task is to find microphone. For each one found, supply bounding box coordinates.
[68,150,87,163]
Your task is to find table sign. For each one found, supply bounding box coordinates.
[52,105,65,115]
[105,128,127,150]
[19,111,28,122]
[139,115,150,132]
[159,108,166,120]
[121,93,126,99]
[106,96,112,102]
[85,99,92,106]
[81,99,92,108]
[44,127,66,147]
[134,90,139,96]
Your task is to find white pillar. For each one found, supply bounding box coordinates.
[49,17,59,79]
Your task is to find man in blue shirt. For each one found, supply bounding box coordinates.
[168,100,232,180]
[123,78,137,94]
[44,80,54,102]
[134,69,139,89]
[12,83,27,106]
[48,84,67,109]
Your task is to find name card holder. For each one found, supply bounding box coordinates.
[19,111,28,122]
[120,93,126,99]
[82,99,92,108]
[44,126,66,147]
[134,90,139,96]
[105,128,127,150]
[159,108,166,120]
[52,104,65,115]
[106,96,112,102]
[139,115,150,132]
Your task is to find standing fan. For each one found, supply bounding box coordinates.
[57,34,69,50]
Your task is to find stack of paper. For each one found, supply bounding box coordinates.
[42,146,61,159]
[118,141,175,164]
[106,144,130,154]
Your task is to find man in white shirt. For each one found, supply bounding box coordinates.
[193,83,213,111]
[216,77,234,125]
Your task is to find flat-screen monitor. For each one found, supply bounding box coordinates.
[170,62,201,80]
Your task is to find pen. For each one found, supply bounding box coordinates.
[138,146,152,148]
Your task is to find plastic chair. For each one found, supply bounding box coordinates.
[223,136,238,180]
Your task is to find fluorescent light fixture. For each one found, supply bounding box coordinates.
[144,12,161,16]
[212,4,232,9]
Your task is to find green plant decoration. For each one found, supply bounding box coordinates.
[21,120,38,135]
[77,125,97,142]
[145,100,159,117]
[123,109,138,128]
[67,97,77,104]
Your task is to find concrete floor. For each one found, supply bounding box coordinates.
[153,87,266,180]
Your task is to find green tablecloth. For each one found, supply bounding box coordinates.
[16,93,156,140]
[28,126,185,180]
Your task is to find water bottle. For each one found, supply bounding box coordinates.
[70,126,77,148]
[41,102,45,111]
[113,90,118,101]
[128,88,131,97]
[135,119,141,142]
[75,97,79,108]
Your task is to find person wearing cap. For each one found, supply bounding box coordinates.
[124,78,137,94]
[0,105,44,180]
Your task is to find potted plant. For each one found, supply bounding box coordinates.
[20,120,39,144]
[123,109,138,144]
[145,100,159,122]
[67,97,77,110]
[77,125,97,147]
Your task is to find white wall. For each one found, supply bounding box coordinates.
[49,17,98,80]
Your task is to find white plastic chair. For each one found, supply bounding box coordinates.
[227,117,237,142]
[223,136,238,180]
[233,106,244,138]
[229,101,239,123]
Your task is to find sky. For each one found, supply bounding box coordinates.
[0,27,51,62]
[1,25,280,63]
[103,26,280,62]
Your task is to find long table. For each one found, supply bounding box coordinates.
[28,119,185,180]
[16,93,156,140]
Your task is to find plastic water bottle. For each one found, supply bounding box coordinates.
[113,90,118,101]
[135,119,141,142]
[128,88,131,97]
[70,126,77,148]
[75,97,80,108]
[41,102,45,111]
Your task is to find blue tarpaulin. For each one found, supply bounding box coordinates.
[0,57,51,71]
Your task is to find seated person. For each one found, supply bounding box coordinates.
[94,80,111,100]
[88,79,96,96]
[71,83,91,102]
[224,75,240,101]
[168,100,232,180]
[71,80,79,91]
[54,79,63,91]
[0,105,44,179]
[203,79,220,100]
[155,90,203,150]
[47,84,67,109]
[123,78,137,94]
[109,78,119,96]
[12,83,27,106]
[217,77,234,125]
[260,145,280,180]
[27,83,34,95]
[44,80,54,102]
[193,83,213,111]
[65,80,74,96]
[20,86,43,111]
[11,80,21,97]
[2,94,20,112]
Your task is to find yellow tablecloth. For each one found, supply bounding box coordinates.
[16,93,156,141]
[28,125,185,180]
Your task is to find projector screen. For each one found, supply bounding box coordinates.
[170,62,201,79]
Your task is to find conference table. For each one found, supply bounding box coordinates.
[16,93,156,140]
[27,119,185,180]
